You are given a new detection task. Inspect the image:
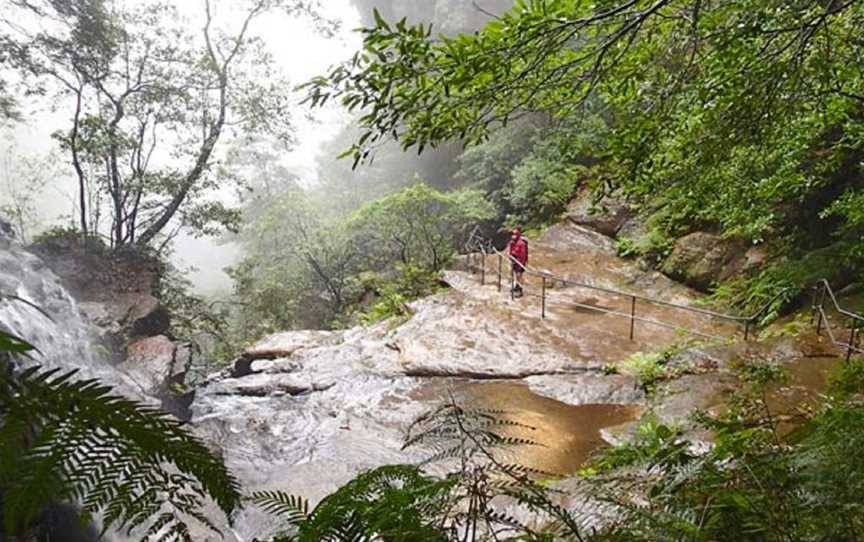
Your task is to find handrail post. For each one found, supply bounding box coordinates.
[541,275,547,319]
[810,284,819,325]
[815,282,826,335]
[497,254,502,292]
[847,324,857,362]
[744,320,751,341]
[629,296,636,341]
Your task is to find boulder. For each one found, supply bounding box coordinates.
[661,232,747,290]
[525,373,644,405]
[233,330,343,377]
[243,330,342,360]
[124,335,186,394]
[565,188,633,237]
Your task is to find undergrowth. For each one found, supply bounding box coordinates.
[360,264,443,325]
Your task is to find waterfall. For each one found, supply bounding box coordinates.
[0,238,147,400]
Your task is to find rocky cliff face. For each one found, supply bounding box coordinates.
[9,233,193,412]
[566,188,771,292]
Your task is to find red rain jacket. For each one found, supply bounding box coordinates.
[509,237,528,266]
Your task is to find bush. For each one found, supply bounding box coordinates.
[710,242,853,325]
[349,182,496,272]
[584,416,682,475]
[829,357,864,398]
[619,351,669,392]
[361,264,442,325]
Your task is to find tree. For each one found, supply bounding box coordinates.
[0,141,54,242]
[306,0,864,160]
[3,0,318,249]
[348,182,495,272]
[229,180,363,333]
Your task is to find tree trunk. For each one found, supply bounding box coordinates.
[70,87,88,237]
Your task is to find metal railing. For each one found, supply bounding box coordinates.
[812,279,864,361]
[462,231,786,343]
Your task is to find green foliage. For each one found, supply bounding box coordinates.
[733,357,788,387]
[252,465,454,542]
[156,266,236,375]
[360,264,441,326]
[585,417,682,475]
[308,0,864,316]
[757,312,813,341]
[710,243,854,324]
[230,179,492,338]
[507,152,583,228]
[590,396,864,541]
[0,328,37,355]
[0,331,241,541]
[619,351,670,393]
[349,182,495,272]
[829,357,864,398]
[615,229,675,263]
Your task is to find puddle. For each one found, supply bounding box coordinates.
[455,382,641,475]
[701,355,843,436]
[766,356,841,434]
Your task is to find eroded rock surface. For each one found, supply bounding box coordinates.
[566,188,634,237]
[191,222,749,540]
[29,236,169,353]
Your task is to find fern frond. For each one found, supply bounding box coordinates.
[250,491,310,524]
[0,365,243,538]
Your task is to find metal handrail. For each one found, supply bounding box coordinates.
[462,231,786,342]
[812,279,863,361]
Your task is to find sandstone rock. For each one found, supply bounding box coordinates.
[539,222,617,255]
[565,188,633,237]
[525,373,644,405]
[244,330,342,360]
[234,330,343,377]
[124,335,184,393]
[661,232,746,290]
[27,239,169,360]
[207,372,334,397]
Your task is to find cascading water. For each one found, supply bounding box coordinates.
[0,237,150,401]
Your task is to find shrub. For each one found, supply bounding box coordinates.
[620,351,668,392]
[361,264,442,325]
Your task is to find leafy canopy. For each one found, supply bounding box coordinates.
[306,0,864,256]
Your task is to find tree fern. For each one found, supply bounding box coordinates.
[251,465,455,542]
[0,330,242,541]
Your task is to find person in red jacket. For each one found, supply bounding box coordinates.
[508,228,528,297]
